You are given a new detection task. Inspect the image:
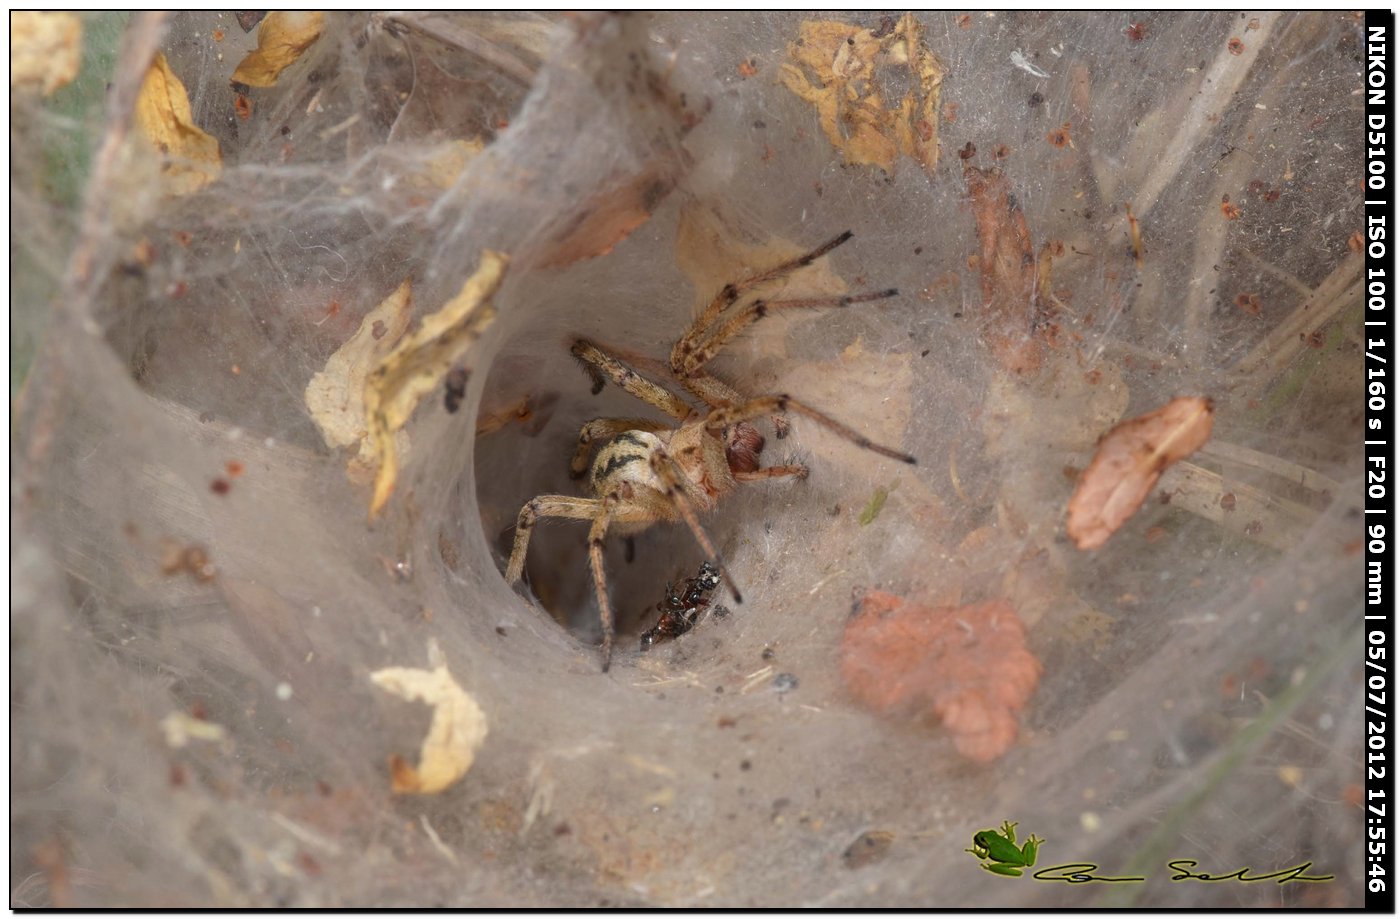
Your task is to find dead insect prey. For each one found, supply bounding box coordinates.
[504,231,916,670]
[640,561,726,650]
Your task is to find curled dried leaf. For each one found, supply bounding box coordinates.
[231,11,326,88]
[370,663,488,795]
[160,711,227,748]
[539,163,677,268]
[841,592,1042,763]
[10,11,82,96]
[1067,396,1215,550]
[964,166,1045,374]
[135,54,223,196]
[779,14,945,174]
[304,279,415,467]
[365,252,509,518]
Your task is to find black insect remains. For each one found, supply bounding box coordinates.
[444,366,469,414]
[640,561,725,650]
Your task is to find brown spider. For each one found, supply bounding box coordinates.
[504,231,916,670]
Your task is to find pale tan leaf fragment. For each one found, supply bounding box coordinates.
[231,11,326,88]
[10,11,82,96]
[365,251,509,518]
[134,53,223,196]
[370,664,488,794]
[304,280,414,466]
[1067,396,1215,550]
[419,138,485,190]
[160,711,228,748]
[779,14,945,175]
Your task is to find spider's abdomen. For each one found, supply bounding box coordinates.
[590,430,666,496]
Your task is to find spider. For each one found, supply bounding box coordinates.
[504,230,916,670]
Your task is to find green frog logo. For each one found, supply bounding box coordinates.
[965,820,1044,877]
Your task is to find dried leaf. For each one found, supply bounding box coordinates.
[134,54,223,196]
[304,279,414,466]
[1067,396,1215,550]
[842,592,1041,763]
[10,11,81,96]
[539,162,677,268]
[419,138,485,190]
[964,166,1047,374]
[160,711,227,748]
[859,485,890,526]
[231,11,325,88]
[779,14,945,175]
[365,251,509,518]
[370,664,488,794]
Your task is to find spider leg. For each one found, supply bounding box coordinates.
[570,417,672,479]
[676,288,898,379]
[588,492,621,671]
[505,495,602,585]
[687,230,858,337]
[735,463,809,483]
[571,338,692,420]
[646,447,744,606]
[705,395,917,465]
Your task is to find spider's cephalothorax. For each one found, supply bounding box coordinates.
[504,231,916,670]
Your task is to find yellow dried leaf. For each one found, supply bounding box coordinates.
[304,279,414,464]
[370,663,487,794]
[10,11,82,96]
[419,138,486,190]
[231,11,326,88]
[365,251,509,518]
[160,711,227,748]
[779,14,945,175]
[134,53,222,196]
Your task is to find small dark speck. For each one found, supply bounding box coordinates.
[495,626,507,637]
[920,349,930,357]
[772,673,799,693]
[952,311,964,319]
[761,647,775,661]
[764,521,773,533]
[715,685,725,694]
[1029,91,1044,106]
[740,759,752,771]
[210,478,231,495]
[753,119,766,129]
[913,246,923,255]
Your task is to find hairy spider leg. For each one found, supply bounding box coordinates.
[505,495,603,586]
[646,446,743,607]
[704,394,917,466]
[676,288,899,379]
[734,463,809,483]
[686,230,857,336]
[587,492,620,671]
[570,339,691,420]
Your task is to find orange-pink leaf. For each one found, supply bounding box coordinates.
[1067,396,1214,550]
[841,591,1042,763]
